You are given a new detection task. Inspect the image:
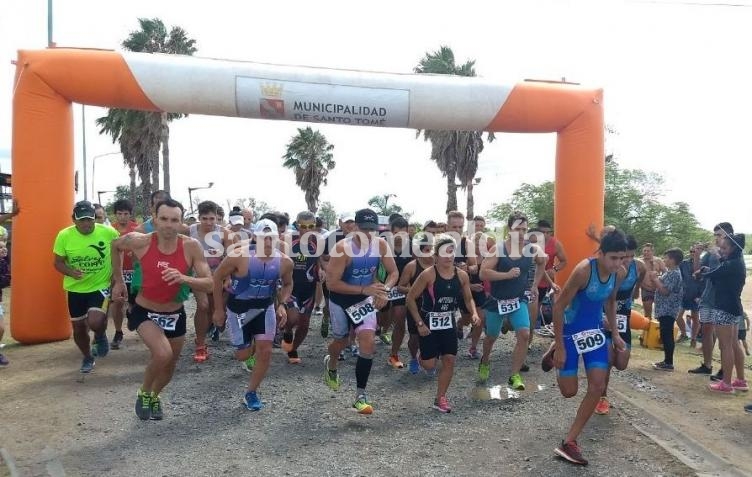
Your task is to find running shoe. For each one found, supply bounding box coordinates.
[520,363,530,373]
[379,331,392,346]
[688,363,712,374]
[351,345,359,358]
[150,393,163,420]
[211,325,222,342]
[242,355,256,372]
[744,403,752,414]
[424,367,438,378]
[594,397,610,415]
[508,373,525,390]
[408,358,420,375]
[501,318,511,335]
[652,361,674,371]
[111,330,124,350]
[313,307,323,317]
[676,334,689,344]
[708,381,735,395]
[80,356,95,374]
[433,395,452,413]
[95,333,109,358]
[541,345,555,372]
[466,348,480,360]
[273,332,282,349]
[244,391,264,411]
[555,440,588,466]
[193,344,209,363]
[323,355,340,391]
[710,369,724,382]
[135,389,151,420]
[732,379,749,392]
[0,353,8,367]
[352,395,373,415]
[287,350,301,365]
[478,362,491,383]
[388,355,404,369]
[338,350,346,361]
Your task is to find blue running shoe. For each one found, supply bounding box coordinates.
[80,356,95,373]
[95,333,109,358]
[409,358,420,375]
[244,391,264,411]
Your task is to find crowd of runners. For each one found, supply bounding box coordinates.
[0,189,747,467]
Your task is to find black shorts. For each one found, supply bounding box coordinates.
[287,292,315,315]
[127,303,187,339]
[537,287,550,301]
[67,290,109,320]
[419,328,458,360]
[615,304,633,347]
[739,329,747,341]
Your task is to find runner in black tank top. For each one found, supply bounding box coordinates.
[406,234,479,413]
[395,234,434,375]
[383,217,413,369]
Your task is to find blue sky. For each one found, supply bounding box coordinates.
[2,0,752,231]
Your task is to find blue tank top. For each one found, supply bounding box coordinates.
[229,249,281,300]
[143,219,155,233]
[616,260,638,303]
[564,258,616,334]
[489,242,533,301]
[329,237,380,307]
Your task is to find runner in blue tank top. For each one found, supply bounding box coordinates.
[542,228,627,466]
[323,208,398,415]
[211,218,293,411]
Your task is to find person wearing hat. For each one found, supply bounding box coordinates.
[111,198,214,420]
[323,208,399,415]
[53,200,120,373]
[211,218,294,411]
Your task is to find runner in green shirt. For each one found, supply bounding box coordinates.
[53,201,119,373]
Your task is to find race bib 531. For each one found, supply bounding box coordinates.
[497,297,520,315]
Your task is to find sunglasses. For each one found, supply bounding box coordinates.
[298,224,316,230]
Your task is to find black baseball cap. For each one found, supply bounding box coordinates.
[73,201,96,220]
[355,208,379,231]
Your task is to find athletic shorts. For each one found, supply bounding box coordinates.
[641,288,656,302]
[329,298,378,339]
[226,298,277,349]
[682,297,699,312]
[700,307,740,326]
[419,328,458,360]
[537,287,550,302]
[614,305,633,348]
[484,298,530,337]
[558,331,610,378]
[127,303,187,339]
[286,293,315,315]
[67,289,109,320]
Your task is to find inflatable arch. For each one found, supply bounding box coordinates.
[12,48,604,344]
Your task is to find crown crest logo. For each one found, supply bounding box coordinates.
[260,82,283,98]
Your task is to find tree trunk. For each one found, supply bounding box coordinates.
[466,182,474,221]
[150,140,160,192]
[445,172,458,213]
[161,114,171,194]
[128,164,137,213]
[140,175,152,221]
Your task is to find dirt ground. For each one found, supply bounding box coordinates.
[2,283,751,476]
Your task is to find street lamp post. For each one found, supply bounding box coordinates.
[91,151,122,199]
[97,190,117,206]
[187,182,214,215]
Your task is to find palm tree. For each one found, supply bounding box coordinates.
[368,194,402,216]
[121,18,197,194]
[414,46,494,218]
[282,127,336,213]
[96,109,146,213]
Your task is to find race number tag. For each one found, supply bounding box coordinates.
[497,297,520,315]
[345,297,375,325]
[428,311,453,330]
[148,312,179,331]
[616,314,628,333]
[122,270,134,284]
[571,329,606,355]
[387,288,406,301]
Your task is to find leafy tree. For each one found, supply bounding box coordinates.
[104,184,148,219]
[282,127,335,213]
[367,194,403,216]
[414,46,494,217]
[487,160,711,251]
[228,197,273,217]
[317,201,337,230]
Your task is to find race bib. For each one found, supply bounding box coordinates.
[345,297,375,325]
[148,312,179,331]
[497,297,520,315]
[616,314,628,333]
[571,329,606,355]
[236,309,265,328]
[123,270,134,284]
[428,311,453,330]
[387,288,406,301]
